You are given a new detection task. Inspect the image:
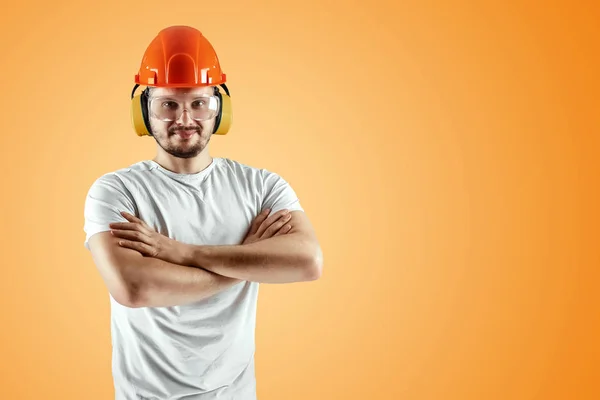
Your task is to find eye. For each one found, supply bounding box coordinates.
[192,99,206,108]
[161,101,178,109]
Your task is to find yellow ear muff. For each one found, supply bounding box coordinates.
[131,91,151,137]
[213,90,232,135]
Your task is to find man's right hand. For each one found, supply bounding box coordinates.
[242,208,292,245]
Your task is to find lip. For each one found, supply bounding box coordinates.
[175,131,196,139]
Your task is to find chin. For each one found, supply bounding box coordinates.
[167,148,204,159]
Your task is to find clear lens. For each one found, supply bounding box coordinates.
[150,95,219,121]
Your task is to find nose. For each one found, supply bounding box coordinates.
[176,108,193,124]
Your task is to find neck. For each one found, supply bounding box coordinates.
[152,148,213,175]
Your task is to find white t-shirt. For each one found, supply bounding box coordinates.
[83,157,303,400]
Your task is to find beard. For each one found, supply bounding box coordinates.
[152,125,211,159]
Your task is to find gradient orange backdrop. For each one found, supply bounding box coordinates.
[0,1,598,399]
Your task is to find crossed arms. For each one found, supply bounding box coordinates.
[87,208,323,308]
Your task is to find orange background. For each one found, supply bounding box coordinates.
[0,0,598,399]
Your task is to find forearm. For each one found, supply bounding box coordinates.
[122,256,241,308]
[186,233,323,284]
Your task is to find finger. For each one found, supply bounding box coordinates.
[258,210,290,236]
[109,222,143,231]
[120,211,143,223]
[110,220,153,237]
[249,208,270,234]
[260,212,292,238]
[256,209,290,236]
[117,239,153,256]
[120,212,151,230]
[274,224,292,236]
[111,229,152,245]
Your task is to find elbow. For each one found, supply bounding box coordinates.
[111,280,147,308]
[303,245,324,281]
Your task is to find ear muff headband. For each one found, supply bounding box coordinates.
[130,84,232,137]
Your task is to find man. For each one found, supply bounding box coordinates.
[83,25,323,400]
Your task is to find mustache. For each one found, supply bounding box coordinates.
[169,125,202,134]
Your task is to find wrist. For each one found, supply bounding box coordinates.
[177,243,197,266]
[186,244,209,269]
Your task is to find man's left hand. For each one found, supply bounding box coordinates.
[110,211,190,265]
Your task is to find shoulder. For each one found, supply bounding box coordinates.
[215,157,262,176]
[86,161,154,196]
[88,161,154,185]
[213,157,282,188]
[214,157,288,183]
[213,158,298,208]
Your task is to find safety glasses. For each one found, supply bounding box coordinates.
[149,94,220,121]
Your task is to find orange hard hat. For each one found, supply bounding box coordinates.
[134,25,226,87]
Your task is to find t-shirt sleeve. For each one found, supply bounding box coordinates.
[83,174,137,250]
[261,170,304,214]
